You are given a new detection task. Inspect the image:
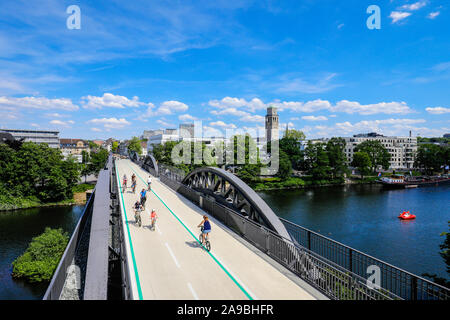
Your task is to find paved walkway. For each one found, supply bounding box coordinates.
[115,159,316,300]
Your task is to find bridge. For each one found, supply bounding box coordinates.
[43,153,450,300]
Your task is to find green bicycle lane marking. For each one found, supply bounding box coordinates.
[126,161,254,300]
[115,161,144,300]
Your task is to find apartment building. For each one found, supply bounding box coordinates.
[1,129,60,148]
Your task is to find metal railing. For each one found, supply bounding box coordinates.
[43,188,96,300]
[280,218,450,300]
[153,164,450,300]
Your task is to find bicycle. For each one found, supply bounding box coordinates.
[198,226,211,252]
[150,217,156,231]
[134,207,142,227]
[131,182,137,194]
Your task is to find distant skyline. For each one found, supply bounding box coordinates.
[0,0,449,140]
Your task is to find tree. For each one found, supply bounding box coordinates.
[12,228,69,283]
[284,129,306,141]
[304,142,331,180]
[277,150,292,179]
[128,136,143,155]
[279,136,303,170]
[354,140,390,173]
[351,152,372,179]
[112,141,119,153]
[89,148,109,174]
[326,137,348,178]
[414,144,447,175]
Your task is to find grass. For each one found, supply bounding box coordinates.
[0,194,75,211]
[72,183,95,193]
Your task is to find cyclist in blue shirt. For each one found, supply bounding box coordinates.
[140,188,147,209]
[198,215,211,244]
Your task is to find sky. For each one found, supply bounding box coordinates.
[0,0,449,140]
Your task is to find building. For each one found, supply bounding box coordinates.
[142,130,164,140]
[147,133,180,152]
[265,106,279,142]
[164,128,177,135]
[343,133,417,169]
[444,133,450,138]
[0,129,60,148]
[179,123,194,138]
[60,139,89,163]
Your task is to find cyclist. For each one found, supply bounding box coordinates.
[198,215,211,244]
[140,188,147,209]
[147,176,152,191]
[122,174,127,189]
[150,209,158,230]
[134,201,142,226]
[131,179,137,193]
[131,173,136,184]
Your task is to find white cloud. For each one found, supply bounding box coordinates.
[156,119,175,127]
[209,121,237,129]
[145,100,189,117]
[86,117,131,129]
[273,99,332,113]
[302,115,328,121]
[242,114,265,123]
[210,108,249,117]
[208,97,266,112]
[50,119,75,127]
[91,128,102,132]
[398,1,427,11]
[0,96,79,111]
[427,11,440,19]
[81,93,145,109]
[178,114,197,121]
[389,11,412,23]
[425,107,450,114]
[331,100,412,115]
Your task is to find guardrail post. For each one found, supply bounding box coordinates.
[348,248,353,273]
[411,277,418,300]
[265,231,270,254]
[307,231,311,251]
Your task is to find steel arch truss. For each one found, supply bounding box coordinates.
[182,167,291,239]
[143,154,159,176]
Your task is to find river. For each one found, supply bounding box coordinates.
[0,205,84,300]
[258,183,450,280]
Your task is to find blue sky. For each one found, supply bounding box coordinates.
[0,0,449,140]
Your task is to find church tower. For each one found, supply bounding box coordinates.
[265,106,279,142]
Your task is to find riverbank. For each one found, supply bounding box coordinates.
[0,183,94,212]
[250,176,379,191]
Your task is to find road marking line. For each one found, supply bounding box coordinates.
[114,161,143,300]
[165,242,181,268]
[126,161,254,300]
[187,282,199,300]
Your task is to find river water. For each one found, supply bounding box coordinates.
[0,205,84,300]
[258,183,450,280]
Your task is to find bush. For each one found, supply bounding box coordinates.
[72,183,95,193]
[12,228,69,282]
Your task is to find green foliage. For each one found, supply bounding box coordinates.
[354,140,391,172]
[0,142,80,203]
[12,228,69,283]
[304,142,331,180]
[72,183,95,193]
[414,144,449,175]
[326,137,349,178]
[89,148,109,174]
[127,136,143,155]
[277,150,292,179]
[112,141,119,153]
[351,151,372,179]
[284,129,306,141]
[279,137,303,170]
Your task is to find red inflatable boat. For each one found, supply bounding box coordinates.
[398,211,416,220]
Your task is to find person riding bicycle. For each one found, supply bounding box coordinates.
[150,209,158,229]
[131,179,137,193]
[123,174,127,188]
[147,176,152,191]
[131,173,136,184]
[198,215,211,244]
[140,188,147,209]
[133,200,143,226]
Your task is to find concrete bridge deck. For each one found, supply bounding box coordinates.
[115,159,316,300]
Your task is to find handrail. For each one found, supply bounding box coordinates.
[42,188,96,300]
